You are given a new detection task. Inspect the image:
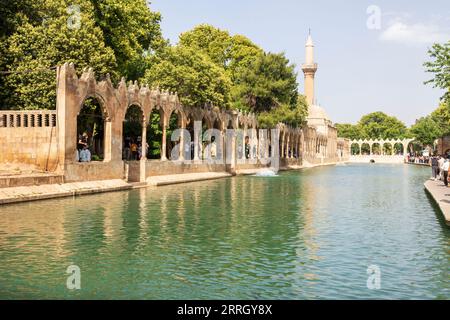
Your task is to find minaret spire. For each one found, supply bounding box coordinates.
[301,31,318,106]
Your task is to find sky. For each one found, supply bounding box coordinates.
[150,0,450,126]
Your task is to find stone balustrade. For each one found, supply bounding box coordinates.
[0,110,57,128]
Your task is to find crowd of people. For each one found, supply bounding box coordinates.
[430,155,450,187]
[407,154,430,164]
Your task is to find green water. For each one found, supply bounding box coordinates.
[0,164,448,299]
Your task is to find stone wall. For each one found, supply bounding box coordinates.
[0,110,59,172]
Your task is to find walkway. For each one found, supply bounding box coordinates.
[0,179,132,205]
[424,179,450,226]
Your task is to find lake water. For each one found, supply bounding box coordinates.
[0,164,448,299]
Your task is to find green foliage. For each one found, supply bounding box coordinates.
[142,46,232,108]
[177,24,305,125]
[0,0,164,110]
[335,123,362,140]
[147,111,162,159]
[233,52,299,113]
[410,116,442,147]
[258,95,308,128]
[1,0,117,110]
[336,112,409,141]
[88,0,166,80]
[178,24,262,81]
[424,41,450,103]
[358,112,409,139]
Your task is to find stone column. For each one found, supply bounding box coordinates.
[193,119,201,161]
[160,113,167,161]
[178,117,186,161]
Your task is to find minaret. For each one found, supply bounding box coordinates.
[301,31,318,106]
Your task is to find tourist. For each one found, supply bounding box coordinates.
[438,155,445,180]
[210,136,217,160]
[245,136,250,159]
[79,146,91,162]
[130,141,138,160]
[138,144,142,160]
[442,157,449,187]
[78,132,89,149]
[431,155,439,180]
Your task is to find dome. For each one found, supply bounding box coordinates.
[307,104,330,121]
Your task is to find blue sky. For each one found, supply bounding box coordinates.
[150,0,450,126]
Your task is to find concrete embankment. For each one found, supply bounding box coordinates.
[424,180,450,226]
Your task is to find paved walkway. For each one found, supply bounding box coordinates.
[424,179,450,226]
[147,172,232,186]
[0,179,132,205]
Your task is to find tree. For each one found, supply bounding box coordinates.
[257,95,308,128]
[431,102,450,135]
[1,0,117,110]
[410,116,443,147]
[178,24,262,81]
[424,41,450,103]
[141,46,232,108]
[88,0,166,80]
[233,52,299,113]
[335,123,362,140]
[358,112,409,139]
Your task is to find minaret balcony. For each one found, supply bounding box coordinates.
[301,63,318,72]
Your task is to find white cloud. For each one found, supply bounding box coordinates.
[380,20,450,45]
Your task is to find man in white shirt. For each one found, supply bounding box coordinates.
[442,157,449,187]
[438,156,445,180]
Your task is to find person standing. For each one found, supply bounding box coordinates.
[442,157,449,187]
[431,155,439,180]
[438,155,445,180]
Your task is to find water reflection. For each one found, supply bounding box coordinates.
[0,164,448,299]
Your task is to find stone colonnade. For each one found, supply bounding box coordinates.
[0,63,350,181]
[349,139,415,156]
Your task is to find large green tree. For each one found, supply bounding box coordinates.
[335,123,362,140]
[1,0,117,110]
[233,52,299,113]
[141,46,232,108]
[410,116,443,147]
[424,41,450,103]
[358,112,409,139]
[88,0,166,80]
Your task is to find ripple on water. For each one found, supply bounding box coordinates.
[0,164,448,299]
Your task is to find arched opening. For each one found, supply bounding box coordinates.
[166,110,181,160]
[394,143,404,155]
[210,118,223,161]
[372,143,381,155]
[76,97,106,162]
[361,143,370,155]
[383,143,393,155]
[185,114,197,161]
[351,143,361,155]
[123,105,144,161]
[147,108,164,160]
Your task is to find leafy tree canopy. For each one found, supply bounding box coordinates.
[1,0,117,110]
[336,112,409,140]
[410,116,443,147]
[424,41,450,103]
[142,46,232,108]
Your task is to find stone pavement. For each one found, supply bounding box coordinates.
[0,179,132,205]
[424,179,450,226]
